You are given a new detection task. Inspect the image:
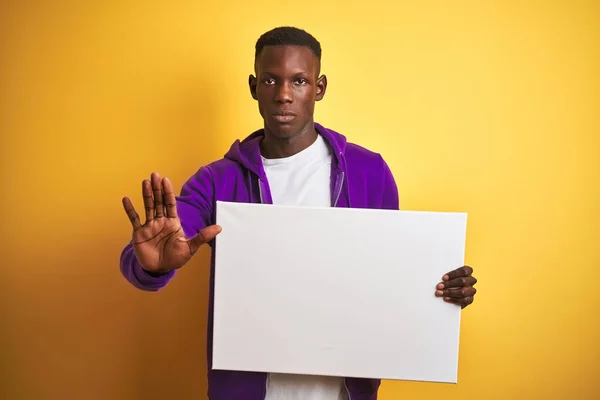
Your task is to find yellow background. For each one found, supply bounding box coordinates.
[1,1,598,399]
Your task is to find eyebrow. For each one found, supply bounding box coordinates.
[260,70,312,78]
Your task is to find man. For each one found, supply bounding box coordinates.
[120,26,477,400]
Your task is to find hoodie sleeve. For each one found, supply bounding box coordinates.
[380,156,400,210]
[119,167,215,291]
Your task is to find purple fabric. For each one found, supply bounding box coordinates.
[120,123,399,400]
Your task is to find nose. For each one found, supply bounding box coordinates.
[275,82,293,103]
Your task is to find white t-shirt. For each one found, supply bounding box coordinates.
[261,133,348,400]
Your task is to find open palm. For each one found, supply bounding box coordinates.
[122,172,221,274]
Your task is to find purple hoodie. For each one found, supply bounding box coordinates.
[120,123,399,400]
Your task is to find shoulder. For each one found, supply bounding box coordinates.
[184,157,243,186]
[343,140,399,209]
[203,157,242,176]
[344,141,388,171]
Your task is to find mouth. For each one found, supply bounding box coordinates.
[272,111,296,123]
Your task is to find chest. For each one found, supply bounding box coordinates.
[262,154,332,207]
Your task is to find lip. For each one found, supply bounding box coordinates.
[272,111,296,123]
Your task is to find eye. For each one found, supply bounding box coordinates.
[295,78,308,85]
[263,78,275,85]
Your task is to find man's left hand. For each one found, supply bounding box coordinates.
[435,265,477,309]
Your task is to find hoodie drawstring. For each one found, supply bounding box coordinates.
[246,171,254,203]
[338,152,351,208]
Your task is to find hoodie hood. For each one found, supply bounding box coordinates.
[223,122,348,177]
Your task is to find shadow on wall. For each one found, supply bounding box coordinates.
[129,250,214,400]
[0,285,19,400]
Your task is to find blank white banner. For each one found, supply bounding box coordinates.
[213,201,467,384]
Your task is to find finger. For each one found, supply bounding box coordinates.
[438,276,477,289]
[443,265,473,281]
[122,197,142,230]
[437,287,477,298]
[186,225,222,256]
[162,177,178,218]
[151,172,164,218]
[444,296,474,308]
[142,179,154,223]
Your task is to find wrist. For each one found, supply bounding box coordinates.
[141,266,172,277]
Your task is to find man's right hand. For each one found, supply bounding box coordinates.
[122,172,222,275]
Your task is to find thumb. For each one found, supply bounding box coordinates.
[186,224,222,256]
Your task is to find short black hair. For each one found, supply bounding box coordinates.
[255,26,322,61]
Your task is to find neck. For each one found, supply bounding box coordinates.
[260,122,318,159]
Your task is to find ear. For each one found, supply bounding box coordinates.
[315,74,327,101]
[249,74,258,100]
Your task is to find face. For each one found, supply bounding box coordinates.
[249,45,327,140]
